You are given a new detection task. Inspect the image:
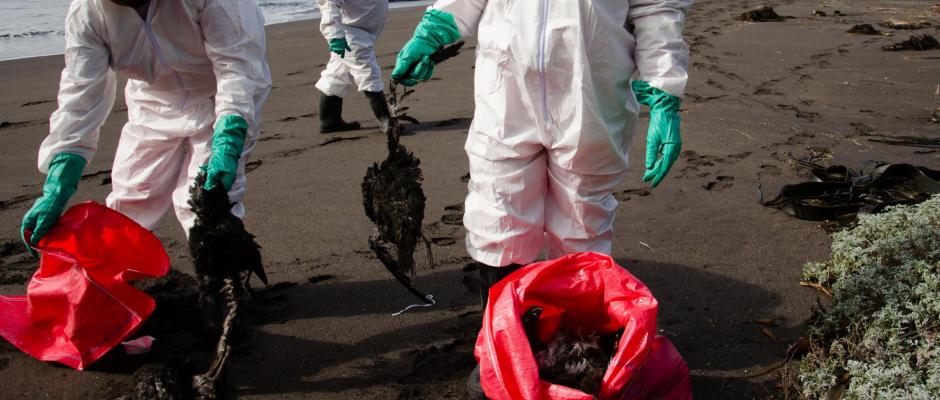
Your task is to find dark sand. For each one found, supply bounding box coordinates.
[1,1,938,398]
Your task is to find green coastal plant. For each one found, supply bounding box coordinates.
[799,195,940,399]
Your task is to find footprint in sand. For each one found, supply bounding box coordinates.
[441,203,464,226]
[703,175,735,191]
[614,188,651,202]
[431,237,457,246]
[0,193,41,211]
[759,164,783,177]
[245,160,262,173]
[307,274,337,284]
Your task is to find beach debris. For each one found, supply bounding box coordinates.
[122,336,156,355]
[760,327,778,341]
[883,34,940,51]
[761,160,940,227]
[868,134,940,149]
[361,42,465,303]
[878,20,932,30]
[847,24,881,35]
[123,363,187,400]
[186,170,268,398]
[738,6,791,22]
[811,10,826,17]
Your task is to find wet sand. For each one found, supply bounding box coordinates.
[1,1,938,398]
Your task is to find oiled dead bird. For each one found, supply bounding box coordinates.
[186,170,268,398]
[362,118,434,303]
[361,42,464,303]
[522,306,621,395]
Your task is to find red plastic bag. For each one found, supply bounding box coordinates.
[0,202,169,370]
[475,252,692,400]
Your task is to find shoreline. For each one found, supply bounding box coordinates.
[0,0,432,63]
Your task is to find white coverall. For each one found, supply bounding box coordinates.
[39,0,272,232]
[314,0,389,97]
[431,0,691,267]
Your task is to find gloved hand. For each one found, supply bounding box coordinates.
[329,38,351,58]
[632,81,682,187]
[204,114,248,191]
[391,9,461,86]
[21,152,87,254]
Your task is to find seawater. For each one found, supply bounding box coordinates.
[0,0,430,61]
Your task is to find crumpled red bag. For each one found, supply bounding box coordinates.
[0,202,169,370]
[475,252,692,400]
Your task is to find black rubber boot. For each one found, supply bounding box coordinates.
[364,90,393,133]
[318,93,360,133]
[477,263,522,308]
[468,262,523,400]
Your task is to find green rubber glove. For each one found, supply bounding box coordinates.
[329,38,351,58]
[204,114,248,191]
[391,9,461,86]
[21,152,87,253]
[632,81,682,187]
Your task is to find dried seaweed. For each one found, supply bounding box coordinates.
[738,6,790,22]
[883,34,940,51]
[847,24,881,35]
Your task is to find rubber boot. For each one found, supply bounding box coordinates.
[364,90,393,133]
[319,93,360,133]
[468,262,523,400]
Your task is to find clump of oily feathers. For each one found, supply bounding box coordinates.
[188,170,267,300]
[188,170,267,398]
[523,307,622,395]
[361,114,434,303]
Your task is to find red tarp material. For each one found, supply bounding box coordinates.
[475,252,692,400]
[0,202,169,370]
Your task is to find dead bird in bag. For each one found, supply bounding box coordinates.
[186,170,268,398]
[522,306,623,396]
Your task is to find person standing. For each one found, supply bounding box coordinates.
[391,0,691,396]
[21,0,271,249]
[315,0,393,133]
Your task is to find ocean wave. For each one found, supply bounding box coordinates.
[0,30,63,40]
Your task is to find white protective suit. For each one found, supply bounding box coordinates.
[39,0,272,232]
[314,0,389,97]
[431,0,691,267]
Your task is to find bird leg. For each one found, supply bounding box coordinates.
[192,278,238,399]
[419,232,435,270]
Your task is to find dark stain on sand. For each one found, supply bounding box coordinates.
[271,136,366,158]
[20,99,54,107]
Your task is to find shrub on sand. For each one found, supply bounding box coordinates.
[799,195,940,398]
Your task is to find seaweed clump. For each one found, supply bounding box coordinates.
[847,24,881,35]
[883,34,940,51]
[797,195,940,398]
[738,6,789,22]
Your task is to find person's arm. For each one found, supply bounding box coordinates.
[627,0,692,97]
[391,0,486,86]
[627,0,691,187]
[200,0,272,190]
[25,1,112,250]
[316,0,352,57]
[430,0,487,38]
[40,0,116,173]
[316,0,346,41]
